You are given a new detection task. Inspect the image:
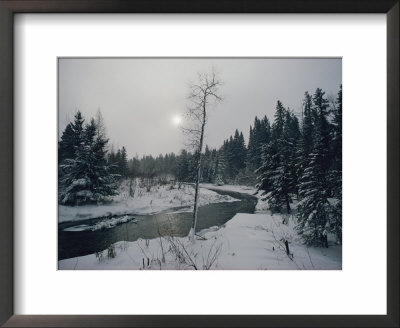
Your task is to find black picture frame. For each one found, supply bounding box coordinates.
[0,1,398,327]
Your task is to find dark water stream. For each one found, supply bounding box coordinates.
[58,188,257,260]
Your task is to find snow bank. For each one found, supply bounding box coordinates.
[59,182,239,223]
[58,212,341,270]
[199,183,272,214]
[63,215,137,232]
[200,183,257,195]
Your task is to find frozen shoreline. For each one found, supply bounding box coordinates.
[58,183,341,270]
[58,211,341,270]
[59,182,239,223]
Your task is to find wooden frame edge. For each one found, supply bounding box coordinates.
[386,2,400,327]
[0,0,14,327]
[0,0,398,327]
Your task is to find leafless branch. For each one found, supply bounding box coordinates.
[201,239,222,270]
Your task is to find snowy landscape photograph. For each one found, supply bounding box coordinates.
[58,58,342,270]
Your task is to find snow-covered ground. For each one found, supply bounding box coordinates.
[59,182,239,223]
[58,212,341,270]
[58,182,341,270]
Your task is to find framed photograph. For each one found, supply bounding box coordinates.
[0,0,398,327]
[57,57,342,271]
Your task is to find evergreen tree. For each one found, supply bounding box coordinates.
[302,92,314,154]
[71,111,85,150]
[128,156,141,178]
[120,147,128,177]
[283,110,300,196]
[331,85,342,170]
[214,150,227,185]
[296,137,330,246]
[58,123,76,162]
[107,149,117,172]
[177,150,190,182]
[201,146,211,182]
[247,116,271,172]
[231,129,247,174]
[312,88,331,172]
[59,111,85,162]
[295,92,315,187]
[296,88,332,246]
[59,116,119,205]
[257,101,294,213]
[327,85,342,243]
[247,124,255,165]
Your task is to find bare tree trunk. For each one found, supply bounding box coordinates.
[284,240,290,256]
[189,103,206,241]
[183,71,222,241]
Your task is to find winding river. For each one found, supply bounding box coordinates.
[58,188,257,260]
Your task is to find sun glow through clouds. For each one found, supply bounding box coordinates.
[171,115,182,126]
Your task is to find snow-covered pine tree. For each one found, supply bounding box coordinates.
[245,116,270,184]
[201,145,214,183]
[247,124,255,167]
[177,149,191,182]
[283,109,301,196]
[239,131,247,165]
[295,92,314,185]
[58,123,76,162]
[115,149,122,175]
[257,101,294,213]
[268,104,300,213]
[59,111,86,199]
[296,88,332,247]
[331,85,342,170]
[219,129,248,182]
[224,135,235,179]
[71,111,85,151]
[258,115,271,166]
[312,88,331,171]
[214,150,227,185]
[128,156,141,178]
[247,117,260,170]
[59,111,85,162]
[59,117,119,205]
[296,140,330,246]
[327,85,342,243]
[120,146,128,177]
[256,140,276,195]
[231,129,247,174]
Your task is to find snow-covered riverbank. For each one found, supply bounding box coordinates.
[200,183,272,213]
[58,183,341,270]
[58,211,341,270]
[59,182,239,223]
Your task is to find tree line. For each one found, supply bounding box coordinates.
[256,87,342,246]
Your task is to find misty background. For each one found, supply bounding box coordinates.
[58,58,341,157]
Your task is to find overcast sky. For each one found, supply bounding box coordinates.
[59,58,341,158]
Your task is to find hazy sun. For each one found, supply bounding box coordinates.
[171,115,182,126]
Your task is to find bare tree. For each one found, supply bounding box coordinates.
[182,71,222,241]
